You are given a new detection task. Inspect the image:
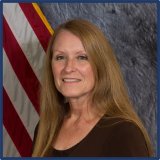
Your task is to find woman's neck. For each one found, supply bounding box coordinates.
[65,99,99,123]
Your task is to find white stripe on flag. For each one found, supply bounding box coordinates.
[3,126,20,157]
[3,3,45,83]
[3,49,39,139]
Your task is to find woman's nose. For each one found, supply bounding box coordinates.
[64,59,76,73]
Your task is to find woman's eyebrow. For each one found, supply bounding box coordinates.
[53,50,66,54]
[53,50,86,54]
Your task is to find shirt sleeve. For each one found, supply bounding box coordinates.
[32,122,39,153]
[105,121,149,157]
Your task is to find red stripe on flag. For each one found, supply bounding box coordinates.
[3,88,33,157]
[3,17,40,114]
[19,3,51,52]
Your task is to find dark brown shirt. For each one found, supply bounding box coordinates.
[33,116,149,157]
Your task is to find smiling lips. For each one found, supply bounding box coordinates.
[62,78,81,82]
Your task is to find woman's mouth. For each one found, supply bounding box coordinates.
[62,78,81,82]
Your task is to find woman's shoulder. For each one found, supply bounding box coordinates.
[99,115,135,127]
[99,115,144,138]
[98,115,149,156]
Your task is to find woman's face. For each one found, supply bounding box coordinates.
[52,30,95,101]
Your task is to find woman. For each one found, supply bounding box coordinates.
[32,19,153,157]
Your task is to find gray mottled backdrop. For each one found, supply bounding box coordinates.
[38,3,157,155]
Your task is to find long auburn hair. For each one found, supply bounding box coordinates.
[32,19,153,156]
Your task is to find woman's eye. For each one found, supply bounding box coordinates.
[55,55,65,61]
[77,55,88,60]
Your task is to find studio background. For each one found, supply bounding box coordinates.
[3,3,157,157]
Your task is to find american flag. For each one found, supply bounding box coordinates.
[3,3,53,157]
